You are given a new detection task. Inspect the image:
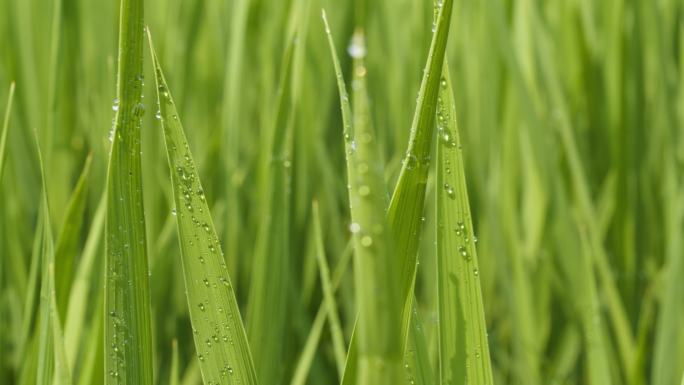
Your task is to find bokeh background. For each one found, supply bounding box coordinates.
[1,0,683,384]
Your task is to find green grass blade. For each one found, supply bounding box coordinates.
[0,82,15,183]
[290,237,353,385]
[64,194,106,370]
[387,2,454,341]
[104,0,153,382]
[54,154,92,318]
[17,209,43,368]
[435,67,493,384]
[169,340,180,385]
[652,177,684,385]
[312,202,346,377]
[574,213,613,385]
[147,31,259,385]
[322,13,402,383]
[32,132,71,385]
[49,262,72,385]
[246,16,298,384]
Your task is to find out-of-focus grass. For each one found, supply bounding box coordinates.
[0,0,682,384]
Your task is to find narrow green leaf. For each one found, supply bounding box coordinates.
[322,12,402,384]
[169,340,180,385]
[388,0,454,345]
[246,14,298,384]
[147,30,259,385]
[0,82,15,183]
[104,0,153,383]
[436,67,493,384]
[290,237,353,385]
[312,202,346,377]
[54,154,92,318]
[49,262,72,385]
[64,194,106,370]
[31,132,71,385]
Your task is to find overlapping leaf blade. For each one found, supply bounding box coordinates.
[104,0,153,382]
[435,67,493,385]
[148,31,258,385]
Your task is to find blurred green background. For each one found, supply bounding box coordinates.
[1,0,683,384]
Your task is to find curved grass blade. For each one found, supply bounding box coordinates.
[322,13,402,384]
[104,0,153,382]
[436,67,494,385]
[147,30,258,385]
[0,82,15,183]
[388,0,454,345]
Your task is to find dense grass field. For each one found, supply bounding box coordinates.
[1,0,683,384]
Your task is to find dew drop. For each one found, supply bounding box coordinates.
[112,98,120,111]
[347,33,367,59]
[443,183,456,199]
[403,154,418,170]
[349,222,361,234]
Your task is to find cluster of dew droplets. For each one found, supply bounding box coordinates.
[168,127,241,380]
[432,0,444,32]
[454,221,480,276]
[436,78,459,149]
[107,307,129,379]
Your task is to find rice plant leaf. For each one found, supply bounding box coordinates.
[322,12,402,384]
[49,263,72,385]
[54,154,92,318]
[0,82,15,183]
[573,213,613,385]
[290,236,353,385]
[387,0,453,345]
[312,202,346,377]
[435,66,494,385]
[147,31,259,385]
[170,340,180,385]
[652,178,684,385]
[245,2,303,379]
[34,133,72,385]
[64,194,106,369]
[104,0,153,382]
[324,1,453,383]
[17,208,44,368]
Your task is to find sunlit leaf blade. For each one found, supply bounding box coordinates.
[435,67,493,385]
[388,0,453,346]
[147,31,259,385]
[104,0,153,383]
[0,82,15,183]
